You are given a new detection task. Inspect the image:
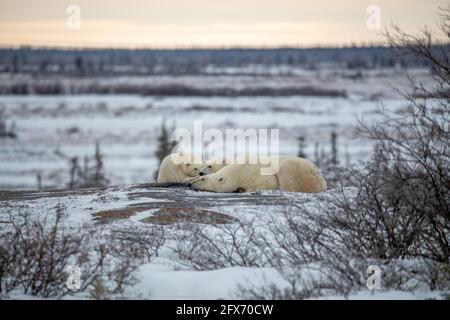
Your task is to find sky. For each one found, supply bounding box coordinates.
[0,0,447,48]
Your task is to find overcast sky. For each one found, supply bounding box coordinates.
[0,0,447,48]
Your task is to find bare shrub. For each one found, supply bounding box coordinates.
[0,208,142,298]
[252,204,323,268]
[232,191,449,299]
[89,280,108,300]
[0,208,82,297]
[111,223,166,262]
[170,218,266,270]
[300,8,448,297]
[351,9,450,264]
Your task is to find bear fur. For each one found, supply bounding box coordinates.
[200,155,292,175]
[276,156,326,193]
[191,155,326,193]
[191,163,279,193]
[199,155,234,176]
[157,154,204,183]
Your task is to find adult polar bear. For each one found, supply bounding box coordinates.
[190,156,326,193]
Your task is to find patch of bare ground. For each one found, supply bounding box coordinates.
[140,207,238,225]
[92,207,149,223]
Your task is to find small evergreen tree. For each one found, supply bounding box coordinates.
[314,142,320,167]
[154,121,177,180]
[75,56,84,76]
[69,156,78,189]
[94,142,104,186]
[0,110,16,139]
[67,142,109,189]
[0,114,6,136]
[155,121,177,164]
[297,136,307,158]
[330,131,338,165]
[36,173,42,191]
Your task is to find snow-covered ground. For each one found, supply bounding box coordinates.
[130,263,443,300]
[0,185,445,300]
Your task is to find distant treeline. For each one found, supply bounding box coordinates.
[0,46,436,76]
[0,82,346,97]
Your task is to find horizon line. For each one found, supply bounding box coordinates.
[0,41,390,51]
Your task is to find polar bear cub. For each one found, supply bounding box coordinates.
[157,153,204,183]
[191,163,279,193]
[199,155,288,175]
[190,155,326,193]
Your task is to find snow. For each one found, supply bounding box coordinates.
[130,262,444,300]
[323,290,443,300]
[131,263,287,300]
[1,185,446,300]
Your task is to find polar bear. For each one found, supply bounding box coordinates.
[199,154,276,176]
[190,156,326,193]
[199,155,291,175]
[190,163,279,193]
[199,155,234,176]
[276,156,326,193]
[157,153,204,183]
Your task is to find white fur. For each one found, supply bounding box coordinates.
[191,163,279,192]
[157,154,204,183]
[191,156,326,193]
